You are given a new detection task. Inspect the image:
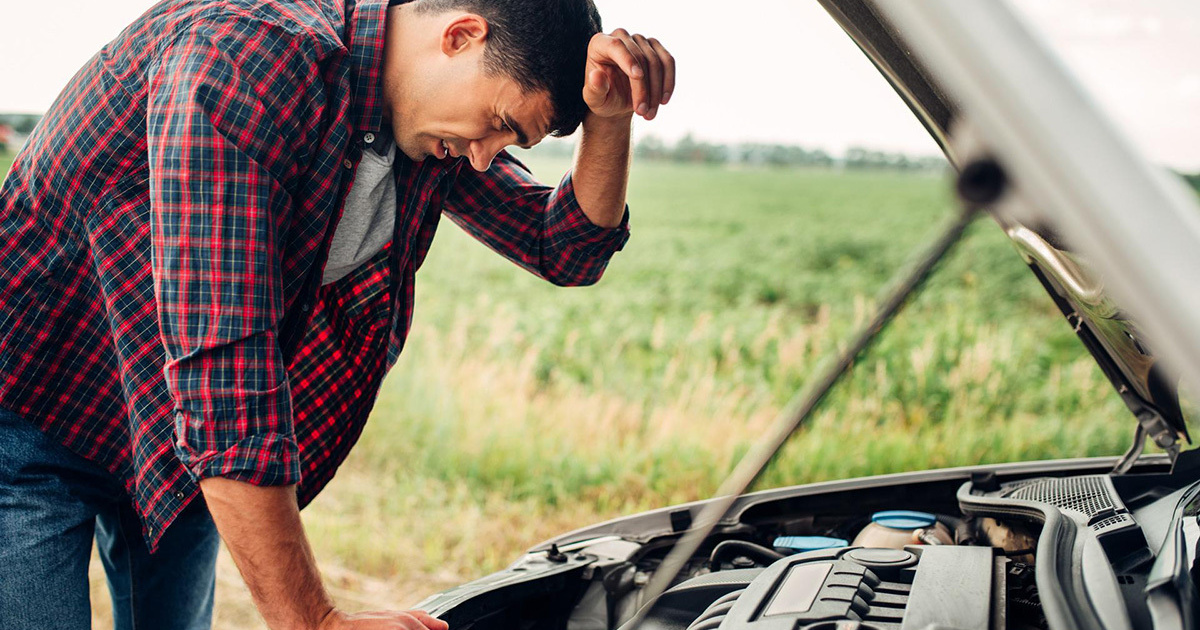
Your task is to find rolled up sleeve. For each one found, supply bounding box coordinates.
[443,151,631,286]
[146,23,319,485]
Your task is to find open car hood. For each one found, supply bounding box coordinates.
[816,0,1198,464]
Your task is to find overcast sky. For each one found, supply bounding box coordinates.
[1,0,1197,169]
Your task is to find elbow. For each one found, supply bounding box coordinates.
[542,262,609,287]
[548,275,600,288]
[538,238,625,287]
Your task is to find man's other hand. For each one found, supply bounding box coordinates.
[583,29,675,121]
[317,608,450,630]
[199,477,452,630]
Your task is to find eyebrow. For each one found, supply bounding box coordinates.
[503,113,532,148]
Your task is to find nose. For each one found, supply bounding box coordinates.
[467,135,509,172]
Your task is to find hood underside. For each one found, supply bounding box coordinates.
[815,0,1192,456]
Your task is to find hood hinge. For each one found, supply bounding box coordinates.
[1112,410,1180,474]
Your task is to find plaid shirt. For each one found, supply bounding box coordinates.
[0,0,628,550]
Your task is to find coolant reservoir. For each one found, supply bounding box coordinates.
[772,535,849,554]
[852,510,953,548]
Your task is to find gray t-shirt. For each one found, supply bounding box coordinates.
[321,129,397,285]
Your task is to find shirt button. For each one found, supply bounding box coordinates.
[301,303,311,311]
[343,159,353,169]
[363,132,376,144]
[174,490,186,500]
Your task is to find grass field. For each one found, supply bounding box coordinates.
[1,150,1140,626]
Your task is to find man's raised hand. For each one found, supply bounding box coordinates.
[583,29,675,121]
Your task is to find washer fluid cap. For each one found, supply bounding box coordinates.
[773,535,849,553]
[870,510,937,530]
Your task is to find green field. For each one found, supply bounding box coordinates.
[1,151,1140,625]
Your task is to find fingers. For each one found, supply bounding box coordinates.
[647,37,676,106]
[325,608,449,629]
[608,30,674,119]
[587,29,675,120]
[407,610,449,630]
[631,34,662,118]
[603,30,650,116]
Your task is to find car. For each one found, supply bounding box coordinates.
[412,1,1200,629]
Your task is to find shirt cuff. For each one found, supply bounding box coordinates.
[548,170,632,255]
[171,383,301,486]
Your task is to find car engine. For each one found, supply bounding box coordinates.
[625,544,1008,630]
[418,460,1198,630]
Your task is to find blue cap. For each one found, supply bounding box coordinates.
[870,510,937,530]
[773,535,849,553]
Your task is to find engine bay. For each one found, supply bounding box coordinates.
[416,455,1200,630]
[623,473,1154,630]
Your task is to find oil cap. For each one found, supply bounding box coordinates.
[843,548,918,580]
[870,510,937,530]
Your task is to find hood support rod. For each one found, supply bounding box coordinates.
[626,166,999,627]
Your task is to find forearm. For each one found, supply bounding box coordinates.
[200,477,333,630]
[571,112,633,228]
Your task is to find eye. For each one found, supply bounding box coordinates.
[499,120,513,133]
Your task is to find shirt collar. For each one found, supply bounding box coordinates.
[346,0,391,133]
[368,124,394,156]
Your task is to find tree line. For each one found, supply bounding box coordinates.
[530,132,948,172]
[637,133,949,171]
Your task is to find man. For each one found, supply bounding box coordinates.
[0,0,674,626]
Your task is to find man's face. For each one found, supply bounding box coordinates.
[382,12,555,172]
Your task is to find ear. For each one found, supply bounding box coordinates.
[440,13,489,57]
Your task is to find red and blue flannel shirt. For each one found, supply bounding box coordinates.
[0,0,628,550]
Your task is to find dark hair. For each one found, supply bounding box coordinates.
[412,0,603,137]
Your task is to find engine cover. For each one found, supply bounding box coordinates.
[644,545,1005,630]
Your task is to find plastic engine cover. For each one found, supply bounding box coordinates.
[679,545,1003,630]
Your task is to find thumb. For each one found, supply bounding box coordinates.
[587,68,610,99]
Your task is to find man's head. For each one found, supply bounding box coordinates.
[382,0,602,171]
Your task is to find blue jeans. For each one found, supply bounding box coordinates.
[0,406,220,629]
